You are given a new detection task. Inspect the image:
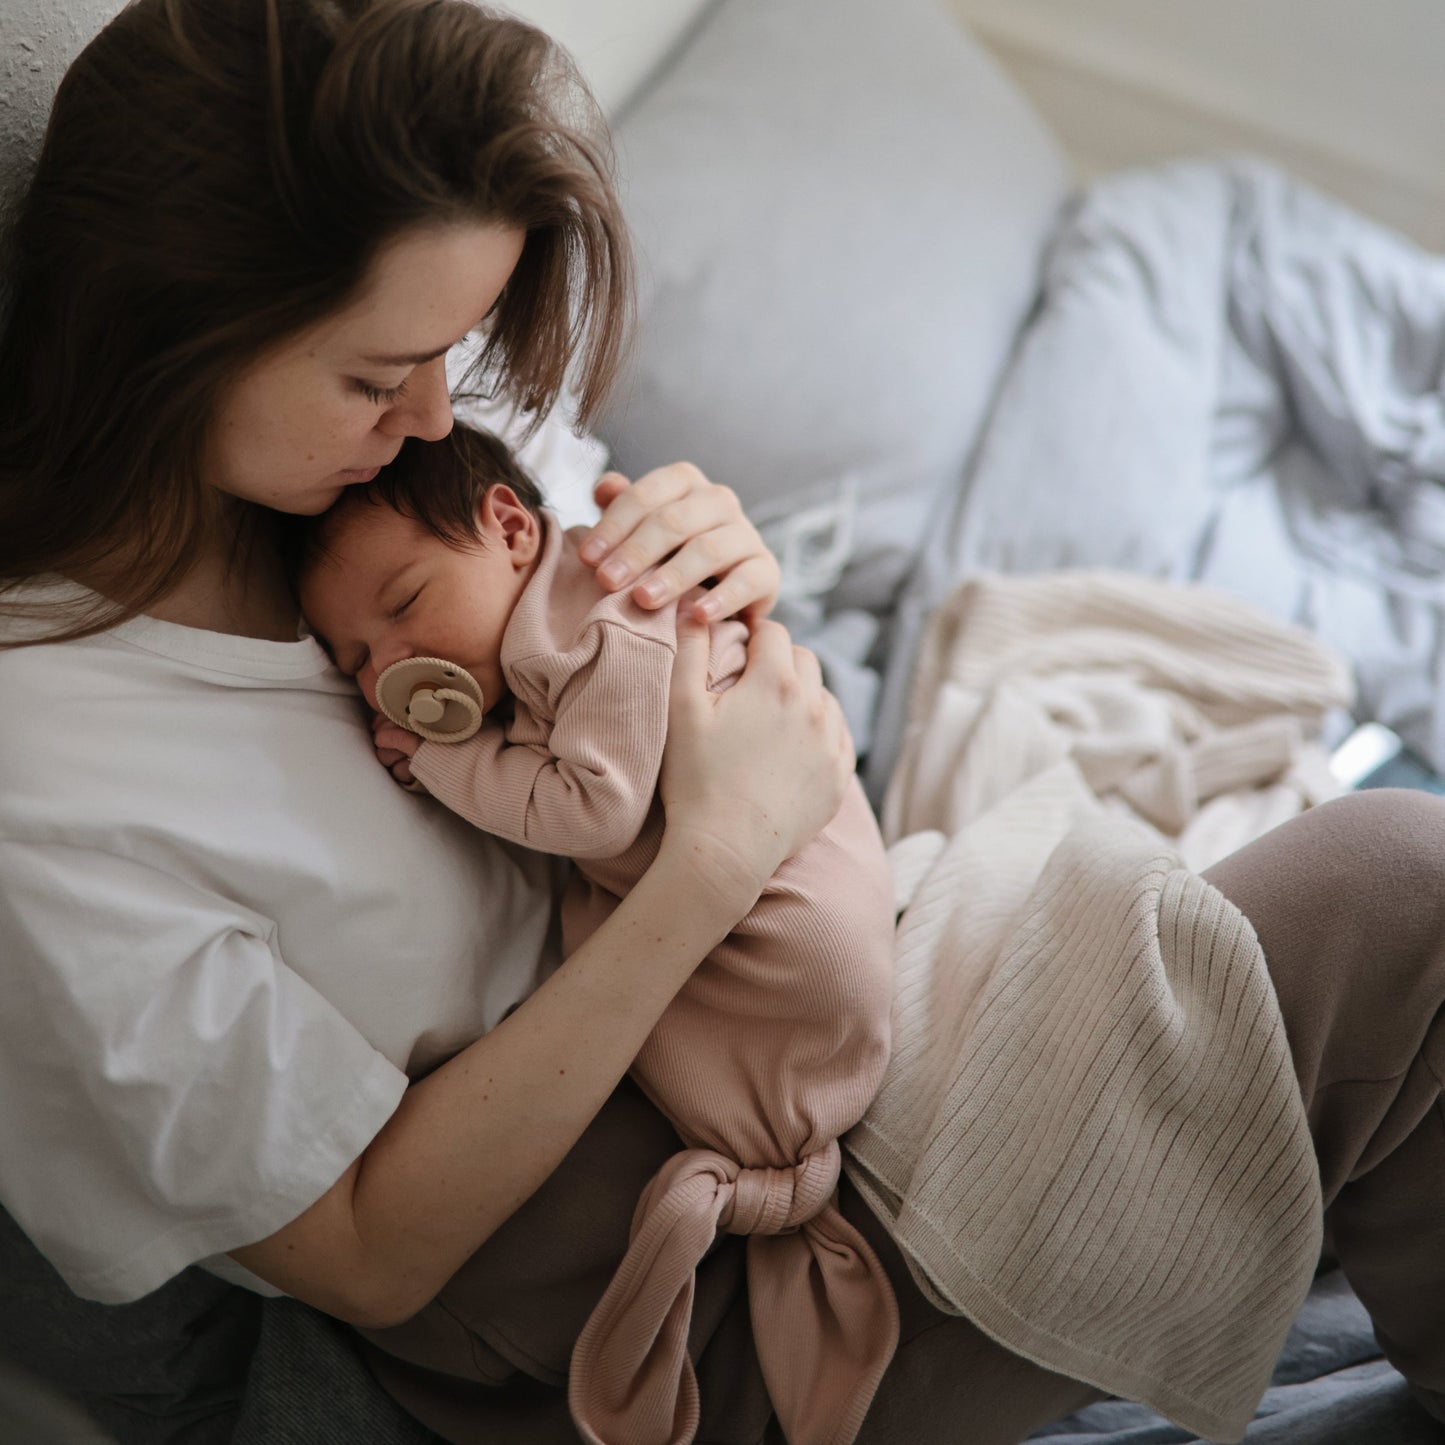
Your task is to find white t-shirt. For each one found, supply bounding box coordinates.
[0,598,562,1304]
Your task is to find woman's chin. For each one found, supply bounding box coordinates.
[284,486,347,515]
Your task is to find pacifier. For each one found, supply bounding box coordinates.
[375,656,485,743]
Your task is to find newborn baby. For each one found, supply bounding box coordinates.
[299,425,898,1445]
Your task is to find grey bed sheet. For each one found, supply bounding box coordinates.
[1030,1270,1444,1444]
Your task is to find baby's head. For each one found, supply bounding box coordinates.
[298,424,544,714]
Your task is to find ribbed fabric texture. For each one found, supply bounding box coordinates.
[848,570,1351,1442]
[411,518,899,1445]
[882,569,1351,867]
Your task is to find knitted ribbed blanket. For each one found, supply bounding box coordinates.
[846,570,1353,1442]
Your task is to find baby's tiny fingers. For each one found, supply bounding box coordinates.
[374,724,419,756]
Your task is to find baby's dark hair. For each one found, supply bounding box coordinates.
[300,423,545,572]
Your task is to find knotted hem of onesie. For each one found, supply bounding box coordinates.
[568,1145,897,1445]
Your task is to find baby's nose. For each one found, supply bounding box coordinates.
[357,661,381,712]
[359,646,413,713]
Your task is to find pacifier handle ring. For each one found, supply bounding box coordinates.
[375,655,485,743]
[407,686,483,744]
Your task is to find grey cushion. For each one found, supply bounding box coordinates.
[598,0,1070,645]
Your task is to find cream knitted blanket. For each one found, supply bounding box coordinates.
[847,571,1354,1442]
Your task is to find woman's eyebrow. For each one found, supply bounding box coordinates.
[360,342,453,367]
[360,310,495,368]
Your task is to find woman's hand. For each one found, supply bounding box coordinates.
[660,612,854,909]
[579,463,781,624]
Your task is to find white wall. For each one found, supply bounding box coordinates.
[0,0,124,224]
[0,0,706,227]
[8,1,1445,249]
[946,0,1445,249]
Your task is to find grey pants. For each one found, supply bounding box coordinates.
[5,789,1445,1444]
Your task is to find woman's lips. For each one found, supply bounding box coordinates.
[338,465,382,482]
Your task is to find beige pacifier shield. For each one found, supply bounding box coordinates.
[375,656,485,743]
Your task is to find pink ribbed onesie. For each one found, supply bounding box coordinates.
[409,515,898,1445]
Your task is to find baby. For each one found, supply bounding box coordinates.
[298,424,898,1445]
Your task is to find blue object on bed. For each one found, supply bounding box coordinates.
[1029,1270,1445,1444]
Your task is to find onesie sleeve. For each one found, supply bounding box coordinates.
[410,621,674,860]
[0,838,409,1304]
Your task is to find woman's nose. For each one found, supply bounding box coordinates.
[378,355,454,442]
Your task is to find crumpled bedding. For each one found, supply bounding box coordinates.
[880,156,1445,1445]
[868,157,1445,806]
[1029,1270,1443,1445]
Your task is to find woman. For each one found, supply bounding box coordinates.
[3,3,1445,1444]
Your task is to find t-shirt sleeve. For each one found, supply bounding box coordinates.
[0,838,409,1304]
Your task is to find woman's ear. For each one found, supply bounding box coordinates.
[480,485,541,568]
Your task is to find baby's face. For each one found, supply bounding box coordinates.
[300,501,530,717]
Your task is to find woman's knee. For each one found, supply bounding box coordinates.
[1205,789,1445,1090]
[1206,789,1445,957]
[1305,787,1445,886]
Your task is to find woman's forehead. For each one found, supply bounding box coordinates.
[323,223,527,364]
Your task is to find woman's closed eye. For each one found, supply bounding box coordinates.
[353,377,410,405]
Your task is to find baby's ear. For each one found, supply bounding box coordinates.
[483,484,541,567]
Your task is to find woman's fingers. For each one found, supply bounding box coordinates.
[596,482,722,592]
[589,470,633,515]
[792,640,822,684]
[659,615,854,887]
[654,522,781,617]
[581,463,781,619]
[581,466,695,570]
[669,610,714,711]
[742,615,798,680]
[679,565,774,624]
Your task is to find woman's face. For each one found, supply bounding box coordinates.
[208,222,526,515]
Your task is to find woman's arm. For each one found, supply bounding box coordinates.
[230,618,852,1328]
[581,463,782,624]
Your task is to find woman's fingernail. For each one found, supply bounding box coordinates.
[579,537,606,564]
[599,559,629,586]
[637,579,665,605]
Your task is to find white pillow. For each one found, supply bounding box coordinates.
[595,0,1071,748]
[497,0,714,117]
[447,338,609,529]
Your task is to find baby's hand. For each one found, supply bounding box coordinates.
[371,712,421,787]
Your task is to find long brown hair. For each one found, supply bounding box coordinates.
[0,0,632,643]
